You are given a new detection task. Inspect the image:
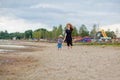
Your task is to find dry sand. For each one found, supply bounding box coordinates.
[0,41,120,80]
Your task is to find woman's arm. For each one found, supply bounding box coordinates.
[63,33,67,42]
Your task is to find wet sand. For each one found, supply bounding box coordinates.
[0,41,120,80]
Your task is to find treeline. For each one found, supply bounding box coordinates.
[0,24,116,40]
[0,30,24,39]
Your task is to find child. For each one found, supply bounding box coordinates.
[57,35,63,50]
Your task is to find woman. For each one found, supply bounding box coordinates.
[64,23,74,49]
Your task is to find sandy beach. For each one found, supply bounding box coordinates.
[0,41,120,80]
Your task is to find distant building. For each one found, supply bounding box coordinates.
[12,37,16,40]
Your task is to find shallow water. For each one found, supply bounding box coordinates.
[0,49,15,53]
[0,45,35,48]
[0,44,36,53]
[0,45,26,48]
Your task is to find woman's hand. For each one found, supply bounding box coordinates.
[63,34,66,42]
[63,39,66,43]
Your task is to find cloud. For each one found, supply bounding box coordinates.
[30,3,61,9]
[101,24,120,31]
[0,0,120,33]
[0,16,49,33]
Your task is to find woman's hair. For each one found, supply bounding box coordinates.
[66,23,74,30]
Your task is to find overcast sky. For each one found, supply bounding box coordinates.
[0,0,120,32]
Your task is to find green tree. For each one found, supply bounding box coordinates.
[25,30,33,39]
[0,31,4,39]
[33,31,41,41]
[9,32,24,39]
[72,27,78,37]
[90,24,98,38]
[41,28,47,39]
[79,24,89,37]
[106,29,116,39]
[0,30,10,39]
[34,28,47,39]
[0,30,24,39]
[52,26,57,39]
[46,31,52,39]
[57,25,63,36]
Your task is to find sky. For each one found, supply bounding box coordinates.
[0,0,120,33]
